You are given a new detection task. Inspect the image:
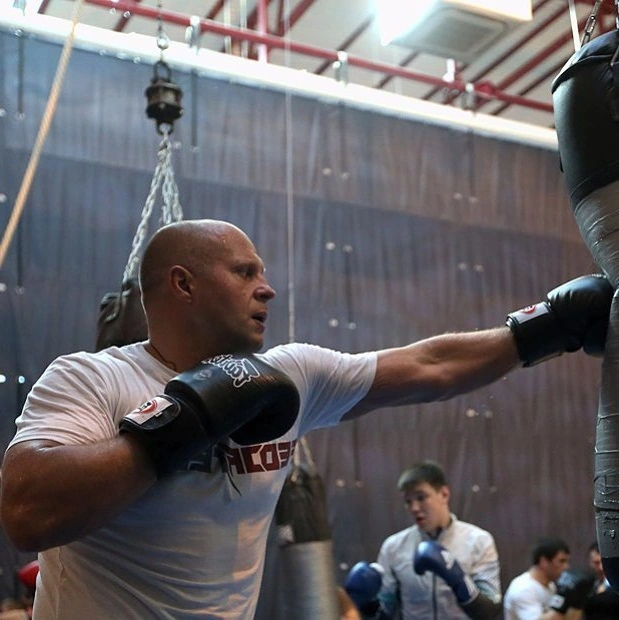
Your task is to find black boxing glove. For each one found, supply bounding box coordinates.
[549,568,595,614]
[119,354,300,476]
[506,274,613,367]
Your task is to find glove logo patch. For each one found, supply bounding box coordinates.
[512,303,550,322]
[125,395,176,423]
[440,549,455,569]
[196,355,261,388]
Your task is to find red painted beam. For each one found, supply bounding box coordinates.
[112,0,142,32]
[374,50,420,90]
[315,14,374,76]
[80,0,553,113]
[474,13,589,112]
[491,56,567,116]
[430,0,561,107]
[276,0,318,36]
[206,0,226,21]
[37,0,51,14]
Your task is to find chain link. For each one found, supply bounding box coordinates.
[155,0,170,57]
[123,130,183,281]
[582,0,605,46]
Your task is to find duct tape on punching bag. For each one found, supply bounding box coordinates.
[274,439,340,619]
[552,27,619,588]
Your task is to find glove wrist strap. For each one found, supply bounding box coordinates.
[549,593,568,614]
[506,302,564,367]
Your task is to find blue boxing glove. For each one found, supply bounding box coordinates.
[344,561,384,614]
[413,541,479,606]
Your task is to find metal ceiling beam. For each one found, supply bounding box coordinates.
[474,13,589,113]
[463,0,563,87]
[374,50,420,90]
[77,0,553,113]
[490,56,567,118]
[253,0,271,62]
[36,0,51,14]
[112,0,142,32]
[427,0,559,107]
[206,0,227,21]
[276,0,318,36]
[314,13,374,76]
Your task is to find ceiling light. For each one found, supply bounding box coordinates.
[377,0,532,63]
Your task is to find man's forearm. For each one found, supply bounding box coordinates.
[1,436,156,551]
[540,609,583,620]
[461,592,502,620]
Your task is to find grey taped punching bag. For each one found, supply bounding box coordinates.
[552,28,619,588]
[275,455,340,620]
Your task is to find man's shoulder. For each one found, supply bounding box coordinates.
[382,525,418,548]
[39,343,160,389]
[261,341,331,358]
[505,571,537,595]
[48,342,147,370]
[451,517,494,539]
[260,342,376,369]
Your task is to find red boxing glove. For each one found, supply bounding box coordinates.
[18,560,39,590]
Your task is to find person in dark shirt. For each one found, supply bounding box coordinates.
[583,542,619,620]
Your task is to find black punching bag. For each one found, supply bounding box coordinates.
[552,29,619,588]
[275,458,340,619]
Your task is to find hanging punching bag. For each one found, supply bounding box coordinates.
[552,28,619,588]
[96,277,147,351]
[96,60,184,352]
[275,458,340,619]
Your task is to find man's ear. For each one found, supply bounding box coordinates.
[170,265,193,302]
[441,485,450,504]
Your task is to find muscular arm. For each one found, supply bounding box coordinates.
[540,611,582,620]
[0,437,156,552]
[344,327,519,420]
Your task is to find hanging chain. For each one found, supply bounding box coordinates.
[121,0,184,281]
[582,0,605,46]
[160,135,183,225]
[155,0,170,60]
[123,129,183,281]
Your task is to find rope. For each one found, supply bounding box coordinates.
[123,129,183,281]
[568,0,581,52]
[0,0,86,269]
[292,437,317,474]
[283,0,296,346]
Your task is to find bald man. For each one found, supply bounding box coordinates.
[0,220,613,619]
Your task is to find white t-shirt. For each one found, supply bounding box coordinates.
[503,570,556,620]
[8,342,377,619]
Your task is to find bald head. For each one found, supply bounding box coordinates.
[139,219,249,307]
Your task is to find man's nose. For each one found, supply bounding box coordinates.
[256,283,276,300]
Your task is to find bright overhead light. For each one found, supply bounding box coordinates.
[376,0,532,63]
[456,0,532,22]
[377,0,439,46]
[377,0,532,45]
